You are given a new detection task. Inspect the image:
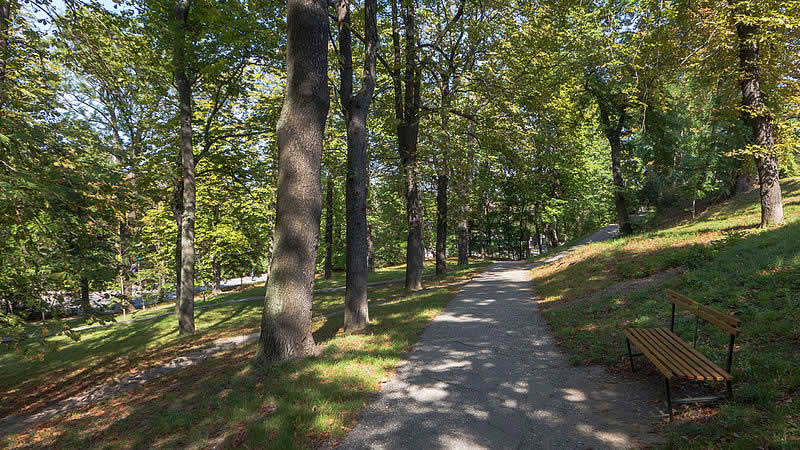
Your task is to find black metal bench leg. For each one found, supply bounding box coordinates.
[665,377,673,422]
[726,380,733,397]
[626,337,635,372]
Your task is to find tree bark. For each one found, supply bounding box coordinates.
[366,222,375,272]
[324,174,333,280]
[256,0,328,364]
[457,218,469,265]
[338,0,377,330]
[0,0,10,105]
[435,174,448,274]
[211,254,222,295]
[435,80,451,276]
[733,5,784,226]
[172,165,183,311]
[173,0,195,334]
[391,0,423,291]
[597,105,632,235]
[588,81,632,236]
[211,204,222,295]
[80,276,90,313]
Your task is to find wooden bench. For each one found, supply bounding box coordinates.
[622,289,741,421]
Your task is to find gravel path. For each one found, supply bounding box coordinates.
[340,228,664,449]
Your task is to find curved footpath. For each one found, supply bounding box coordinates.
[339,246,663,448]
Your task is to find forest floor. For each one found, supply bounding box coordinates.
[0,260,490,448]
[533,178,800,448]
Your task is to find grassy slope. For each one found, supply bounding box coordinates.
[531,178,800,447]
[8,260,468,335]
[0,260,489,423]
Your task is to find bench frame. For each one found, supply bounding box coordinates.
[624,289,741,421]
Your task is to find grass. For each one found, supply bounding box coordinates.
[7,259,481,336]
[0,260,490,448]
[531,178,800,447]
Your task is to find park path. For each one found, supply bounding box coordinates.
[339,229,664,449]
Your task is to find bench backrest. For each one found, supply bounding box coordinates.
[666,289,741,336]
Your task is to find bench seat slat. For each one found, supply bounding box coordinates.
[623,327,732,381]
[650,328,720,381]
[642,329,706,380]
[626,328,697,379]
[653,328,732,381]
[623,328,676,379]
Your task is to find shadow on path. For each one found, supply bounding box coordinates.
[339,261,662,449]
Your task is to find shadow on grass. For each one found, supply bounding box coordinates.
[2,286,465,448]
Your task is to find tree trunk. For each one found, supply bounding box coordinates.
[211,204,222,295]
[392,0,423,292]
[435,174,448,275]
[734,168,755,194]
[734,6,784,226]
[173,0,195,334]
[338,0,377,330]
[211,254,222,295]
[0,0,11,105]
[457,218,469,265]
[80,276,90,313]
[400,126,424,290]
[172,171,183,309]
[367,222,375,273]
[589,84,632,236]
[607,131,632,236]
[256,0,328,364]
[324,174,334,280]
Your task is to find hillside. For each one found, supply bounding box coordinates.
[531,178,800,447]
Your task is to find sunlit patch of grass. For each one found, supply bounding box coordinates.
[533,178,800,447]
[1,265,488,448]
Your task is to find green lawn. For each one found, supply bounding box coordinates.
[5,259,486,337]
[532,178,800,447]
[0,261,488,446]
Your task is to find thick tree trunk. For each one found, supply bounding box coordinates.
[734,9,784,226]
[324,174,333,280]
[173,0,195,334]
[256,0,328,364]
[435,174,448,275]
[338,0,377,330]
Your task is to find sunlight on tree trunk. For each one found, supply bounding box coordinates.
[256,0,329,364]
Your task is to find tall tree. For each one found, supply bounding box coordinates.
[586,77,633,236]
[172,0,196,334]
[731,0,784,226]
[256,0,329,364]
[336,0,378,330]
[391,0,423,291]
